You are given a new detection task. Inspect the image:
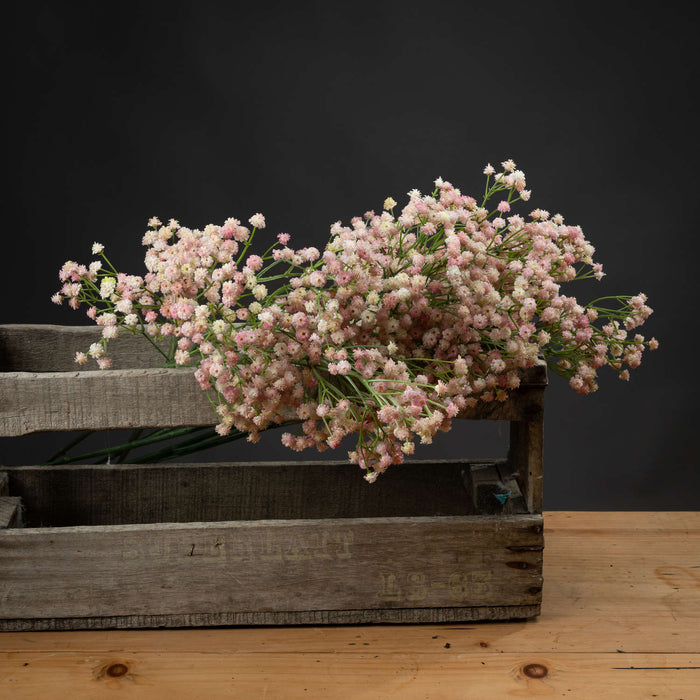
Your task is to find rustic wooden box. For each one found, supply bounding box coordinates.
[0,325,545,631]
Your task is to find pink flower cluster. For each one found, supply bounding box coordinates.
[54,160,658,482]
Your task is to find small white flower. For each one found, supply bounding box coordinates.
[212,320,227,335]
[249,213,266,229]
[88,342,104,358]
[115,299,132,314]
[99,277,116,299]
[259,310,274,325]
[92,242,104,255]
[383,196,397,210]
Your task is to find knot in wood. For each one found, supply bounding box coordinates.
[522,662,548,679]
[106,663,129,678]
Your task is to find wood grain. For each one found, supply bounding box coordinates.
[0,512,697,699]
[1,651,698,699]
[0,324,166,372]
[0,367,220,436]
[0,514,543,625]
[508,420,544,513]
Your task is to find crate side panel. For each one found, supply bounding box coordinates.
[0,515,543,621]
[5,461,480,526]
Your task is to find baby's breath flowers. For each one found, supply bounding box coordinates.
[54,160,657,482]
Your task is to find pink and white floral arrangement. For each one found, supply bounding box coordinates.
[53,160,657,481]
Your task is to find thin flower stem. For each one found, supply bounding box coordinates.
[44,430,94,464]
[44,427,204,465]
[115,428,143,463]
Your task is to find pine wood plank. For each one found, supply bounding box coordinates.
[0,651,697,699]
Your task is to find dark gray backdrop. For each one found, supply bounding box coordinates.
[4,2,697,509]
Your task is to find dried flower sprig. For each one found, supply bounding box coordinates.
[53,160,657,481]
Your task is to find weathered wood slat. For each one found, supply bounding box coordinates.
[0,324,167,372]
[0,368,219,436]
[0,324,546,435]
[0,369,545,436]
[4,460,521,528]
[1,325,549,382]
[0,514,543,625]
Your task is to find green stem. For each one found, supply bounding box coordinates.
[43,430,94,464]
[115,429,143,463]
[44,427,204,465]
[129,419,303,464]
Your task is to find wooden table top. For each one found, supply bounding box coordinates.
[1,511,698,698]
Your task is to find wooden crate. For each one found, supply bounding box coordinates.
[0,325,546,631]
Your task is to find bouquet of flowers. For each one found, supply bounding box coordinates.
[52,160,657,481]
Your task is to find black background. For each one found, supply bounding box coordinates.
[4,2,698,509]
